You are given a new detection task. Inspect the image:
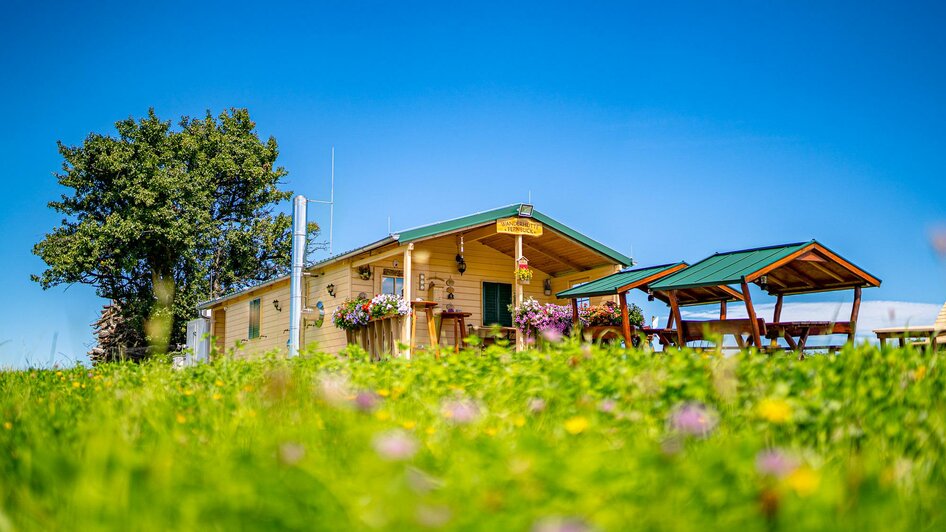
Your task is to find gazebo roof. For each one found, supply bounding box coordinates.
[556,262,744,307]
[649,240,881,296]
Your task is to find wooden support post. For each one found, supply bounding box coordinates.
[773,293,784,323]
[619,291,632,348]
[741,278,762,349]
[849,286,862,343]
[667,291,685,347]
[719,300,727,320]
[571,299,579,327]
[666,309,675,329]
[515,234,524,352]
[770,293,784,348]
[402,244,413,359]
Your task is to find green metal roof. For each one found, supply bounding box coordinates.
[650,241,813,291]
[556,263,685,299]
[395,204,633,266]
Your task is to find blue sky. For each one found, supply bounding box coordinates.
[1,1,944,366]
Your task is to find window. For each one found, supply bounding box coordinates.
[483,282,513,327]
[381,276,404,296]
[248,298,261,339]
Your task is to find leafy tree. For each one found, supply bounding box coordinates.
[33,108,318,357]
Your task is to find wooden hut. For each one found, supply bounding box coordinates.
[197,204,632,358]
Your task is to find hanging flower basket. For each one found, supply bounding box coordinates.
[515,265,533,285]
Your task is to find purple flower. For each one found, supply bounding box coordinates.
[442,399,481,424]
[668,402,718,438]
[373,430,418,461]
[353,391,380,412]
[755,449,799,478]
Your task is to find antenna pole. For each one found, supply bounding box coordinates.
[329,147,334,255]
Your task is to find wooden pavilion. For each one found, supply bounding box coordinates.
[555,262,743,346]
[649,240,882,351]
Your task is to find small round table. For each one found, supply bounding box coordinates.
[409,301,440,356]
[438,311,473,353]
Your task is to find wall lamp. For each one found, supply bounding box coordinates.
[326,283,336,297]
[647,289,655,302]
[758,275,769,291]
[272,299,282,312]
[518,204,534,217]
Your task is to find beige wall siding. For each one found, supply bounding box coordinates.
[207,234,623,359]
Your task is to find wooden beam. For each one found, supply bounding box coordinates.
[523,239,588,272]
[806,260,846,283]
[668,291,685,347]
[781,263,822,289]
[741,278,763,349]
[619,293,632,348]
[515,235,524,352]
[402,243,413,358]
[351,245,407,268]
[810,244,882,287]
[522,241,581,272]
[773,293,784,323]
[616,263,689,293]
[849,286,862,342]
[461,224,499,242]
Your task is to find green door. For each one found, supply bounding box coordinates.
[482,282,513,327]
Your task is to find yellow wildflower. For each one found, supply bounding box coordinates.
[564,416,589,435]
[184,389,194,396]
[513,415,526,428]
[215,380,225,387]
[484,427,498,436]
[914,367,927,381]
[785,466,820,497]
[401,420,417,430]
[212,393,222,400]
[376,388,390,397]
[425,427,436,435]
[758,398,792,424]
[243,385,254,392]
[72,381,80,389]
[3,422,12,430]
[375,410,391,421]
[176,414,187,424]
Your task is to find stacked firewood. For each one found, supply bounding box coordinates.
[88,302,142,363]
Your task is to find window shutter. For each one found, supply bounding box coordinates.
[483,282,513,327]
[248,299,261,339]
[498,283,513,327]
[483,283,499,325]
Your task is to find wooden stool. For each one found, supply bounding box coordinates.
[438,311,472,353]
[410,301,440,357]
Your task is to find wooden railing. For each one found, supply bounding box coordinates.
[344,315,404,360]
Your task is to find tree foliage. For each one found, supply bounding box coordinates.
[33,108,318,353]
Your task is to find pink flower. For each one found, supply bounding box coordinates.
[598,399,617,413]
[373,430,418,461]
[755,449,799,478]
[278,442,306,465]
[353,391,380,412]
[528,398,547,414]
[542,328,563,342]
[668,402,718,438]
[442,399,481,424]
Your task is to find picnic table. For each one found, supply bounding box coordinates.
[766,321,851,351]
[874,326,943,349]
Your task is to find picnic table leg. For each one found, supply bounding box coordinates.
[734,334,746,349]
[783,332,798,351]
[878,336,886,348]
[898,337,905,348]
[797,329,810,360]
[426,310,440,359]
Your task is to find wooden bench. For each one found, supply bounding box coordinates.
[675,318,768,347]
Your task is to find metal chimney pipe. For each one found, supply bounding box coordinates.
[288,195,307,357]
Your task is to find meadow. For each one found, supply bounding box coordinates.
[1,341,944,531]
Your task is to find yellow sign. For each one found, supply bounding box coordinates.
[496,217,543,236]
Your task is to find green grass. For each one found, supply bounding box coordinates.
[1,342,945,531]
